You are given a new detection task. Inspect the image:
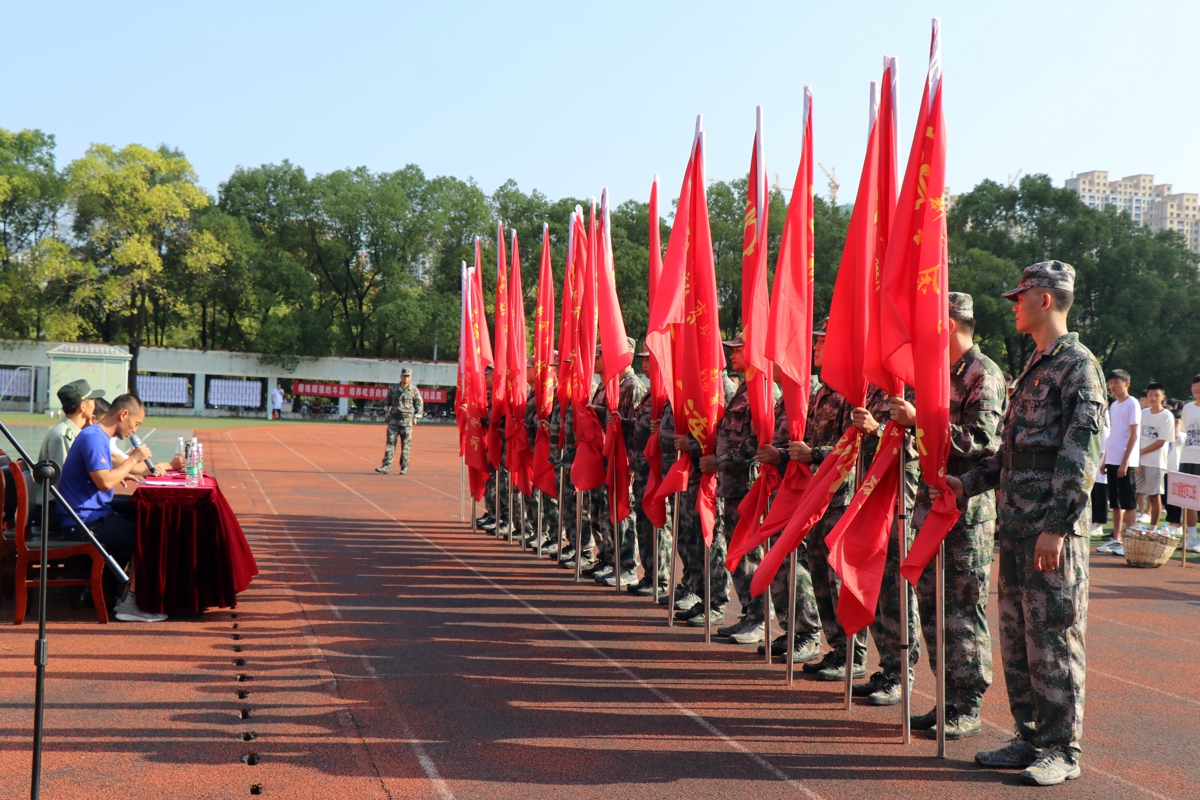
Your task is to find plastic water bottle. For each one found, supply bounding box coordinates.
[176,437,186,465]
[185,444,199,488]
[196,442,204,478]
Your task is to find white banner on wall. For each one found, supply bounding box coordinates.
[138,375,190,404]
[0,368,31,399]
[208,378,263,408]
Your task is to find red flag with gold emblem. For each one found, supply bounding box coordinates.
[485,224,509,469]
[599,190,634,524]
[727,106,777,570]
[505,230,533,495]
[461,258,491,500]
[647,119,724,545]
[641,176,670,528]
[889,20,959,584]
[556,213,578,450]
[531,223,558,497]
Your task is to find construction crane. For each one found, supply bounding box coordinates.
[818,163,839,205]
[1007,168,1023,188]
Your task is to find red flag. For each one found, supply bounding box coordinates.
[888,21,959,583]
[531,223,558,497]
[505,230,533,496]
[729,89,815,568]
[473,237,494,369]
[598,190,634,525]
[485,224,509,469]
[571,205,605,491]
[818,62,906,635]
[646,118,724,545]
[461,260,492,500]
[727,106,778,571]
[556,213,578,449]
[456,260,470,458]
[641,176,670,528]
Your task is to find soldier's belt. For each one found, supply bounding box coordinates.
[1002,452,1057,470]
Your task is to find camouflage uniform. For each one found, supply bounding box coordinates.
[380,382,424,471]
[523,388,559,544]
[629,391,674,589]
[961,328,1103,761]
[483,393,511,529]
[803,381,867,662]
[864,385,922,677]
[912,342,1005,715]
[551,400,588,562]
[590,372,645,572]
[717,381,766,623]
[767,395,821,643]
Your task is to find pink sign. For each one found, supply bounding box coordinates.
[1166,471,1200,511]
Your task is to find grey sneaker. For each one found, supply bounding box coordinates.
[975,736,1041,769]
[601,569,637,587]
[911,706,938,731]
[686,608,725,628]
[816,655,868,682]
[1020,747,1081,786]
[374,466,389,474]
[718,615,749,637]
[802,649,839,673]
[852,671,887,697]
[865,672,904,706]
[792,638,823,662]
[729,620,767,645]
[673,592,701,612]
[114,592,168,623]
[937,710,982,740]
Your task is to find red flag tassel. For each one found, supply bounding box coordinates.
[725,467,780,573]
[900,493,961,585]
[603,417,631,526]
[531,427,557,498]
[641,434,667,528]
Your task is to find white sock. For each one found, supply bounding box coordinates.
[1188,526,1196,538]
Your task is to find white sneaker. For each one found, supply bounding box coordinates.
[1186,536,1200,554]
[1136,513,1152,524]
[114,592,168,623]
[1110,541,1125,557]
[1095,538,1117,553]
[1089,524,1105,536]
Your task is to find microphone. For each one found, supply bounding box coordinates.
[130,434,144,449]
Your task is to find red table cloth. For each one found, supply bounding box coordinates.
[132,474,258,615]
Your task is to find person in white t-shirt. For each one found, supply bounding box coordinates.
[1090,407,1110,535]
[271,385,284,420]
[1179,374,1200,553]
[1135,383,1173,527]
[1097,369,1140,556]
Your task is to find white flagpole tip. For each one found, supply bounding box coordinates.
[653,173,659,184]
[695,114,703,135]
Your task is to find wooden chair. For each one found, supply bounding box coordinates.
[0,452,10,600]
[10,460,108,624]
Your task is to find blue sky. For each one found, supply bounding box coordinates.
[8,1,1197,208]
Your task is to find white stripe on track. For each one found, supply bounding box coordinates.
[268,431,827,800]
[225,431,453,800]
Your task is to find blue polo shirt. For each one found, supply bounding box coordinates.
[57,424,114,526]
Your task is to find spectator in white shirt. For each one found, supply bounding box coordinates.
[1097,369,1140,556]
[1179,375,1200,553]
[1135,383,1173,528]
[1090,407,1110,535]
[271,385,284,420]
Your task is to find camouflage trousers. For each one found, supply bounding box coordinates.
[527,488,559,547]
[867,520,922,675]
[633,471,673,587]
[914,523,995,715]
[677,483,731,611]
[807,507,866,662]
[381,420,413,470]
[484,466,512,525]
[768,532,822,644]
[725,497,773,624]
[997,533,1089,760]
[590,482,637,571]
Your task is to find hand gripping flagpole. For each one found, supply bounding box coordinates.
[898,431,912,744]
[936,539,947,756]
[667,493,680,627]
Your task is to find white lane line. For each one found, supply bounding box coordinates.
[1088,668,1200,708]
[1089,612,1200,646]
[268,431,826,800]
[226,431,451,800]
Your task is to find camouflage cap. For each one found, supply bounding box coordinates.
[594,337,637,357]
[813,317,829,336]
[57,379,104,407]
[947,292,974,321]
[636,340,650,357]
[722,332,744,348]
[400,368,412,376]
[1001,260,1075,301]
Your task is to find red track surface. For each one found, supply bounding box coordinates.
[1,422,1197,799]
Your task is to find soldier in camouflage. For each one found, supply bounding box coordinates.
[586,339,645,586]
[628,346,674,596]
[849,383,922,703]
[480,369,512,535]
[944,262,1104,786]
[704,335,770,644]
[376,368,424,475]
[794,325,870,680]
[521,357,560,549]
[889,293,1005,738]
[551,371,589,567]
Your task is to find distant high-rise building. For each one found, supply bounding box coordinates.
[1065,170,1199,253]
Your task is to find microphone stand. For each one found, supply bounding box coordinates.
[0,420,128,800]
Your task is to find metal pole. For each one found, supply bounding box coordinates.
[653,523,661,603]
[536,490,544,557]
[519,493,526,552]
[507,477,515,544]
[844,631,856,710]
[898,432,912,745]
[786,550,797,685]
[574,490,584,582]
[764,505,773,666]
[472,499,477,534]
[557,466,568,565]
[493,467,501,537]
[936,541,946,757]
[30,461,59,800]
[668,493,680,627]
[704,537,712,644]
[460,458,465,522]
[614,477,623,594]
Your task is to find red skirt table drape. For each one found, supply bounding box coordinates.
[132,476,258,615]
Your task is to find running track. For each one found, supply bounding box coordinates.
[0,422,1196,799]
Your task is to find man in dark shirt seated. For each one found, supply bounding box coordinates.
[57,393,165,622]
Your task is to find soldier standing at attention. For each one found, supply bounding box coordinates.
[940,262,1104,786]
[628,345,674,596]
[705,334,770,644]
[888,292,1005,739]
[376,368,424,475]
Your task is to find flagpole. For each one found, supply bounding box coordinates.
[898,432,912,744]
[460,458,465,522]
[507,474,515,544]
[704,536,712,644]
[668,493,680,627]
[764,532,771,665]
[575,490,584,582]
[786,550,797,686]
[936,540,946,756]
[536,489,544,557]
[846,444,870,710]
[557,464,567,564]
[493,467,501,537]
[653,524,661,603]
[519,492,526,552]
[472,498,477,535]
[614,470,622,594]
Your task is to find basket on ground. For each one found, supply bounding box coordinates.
[1123,527,1180,568]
